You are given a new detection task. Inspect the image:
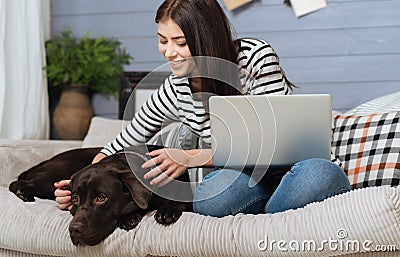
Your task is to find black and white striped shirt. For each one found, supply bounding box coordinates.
[101,38,292,156]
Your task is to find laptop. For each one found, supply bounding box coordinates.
[209,94,332,168]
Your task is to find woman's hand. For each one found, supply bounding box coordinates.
[54,180,72,210]
[54,152,106,210]
[92,153,107,164]
[141,148,213,187]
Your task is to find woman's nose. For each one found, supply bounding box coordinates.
[164,44,177,58]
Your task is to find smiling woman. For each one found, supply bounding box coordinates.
[54,0,350,219]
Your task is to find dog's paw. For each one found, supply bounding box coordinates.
[118,212,143,230]
[16,190,35,202]
[9,181,35,202]
[155,207,182,225]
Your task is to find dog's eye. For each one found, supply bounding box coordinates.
[71,195,80,205]
[94,194,108,204]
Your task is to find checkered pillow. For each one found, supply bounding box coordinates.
[331,111,400,189]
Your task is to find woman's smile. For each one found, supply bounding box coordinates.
[169,59,187,68]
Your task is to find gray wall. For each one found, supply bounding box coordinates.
[52,0,400,116]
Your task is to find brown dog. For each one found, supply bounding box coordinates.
[9,146,193,246]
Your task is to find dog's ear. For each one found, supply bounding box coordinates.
[69,204,77,215]
[68,174,77,215]
[68,169,85,215]
[68,170,81,193]
[118,170,152,210]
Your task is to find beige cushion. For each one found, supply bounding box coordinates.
[82,117,130,147]
[0,139,81,187]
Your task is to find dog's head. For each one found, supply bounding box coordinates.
[68,154,151,246]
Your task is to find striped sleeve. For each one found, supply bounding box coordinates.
[238,38,291,96]
[101,77,180,156]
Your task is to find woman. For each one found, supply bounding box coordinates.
[55,0,351,216]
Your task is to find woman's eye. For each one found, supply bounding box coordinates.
[178,42,187,47]
[71,195,80,205]
[95,194,108,204]
[159,40,167,44]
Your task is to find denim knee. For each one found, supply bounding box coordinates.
[193,169,271,217]
[265,158,351,214]
[295,158,351,194]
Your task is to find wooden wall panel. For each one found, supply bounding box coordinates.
[51,0,400,116]
[52,0,162,15]
[117,26,400,62]
[52,1,400,37]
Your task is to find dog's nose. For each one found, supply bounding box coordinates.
[69,222,84,234]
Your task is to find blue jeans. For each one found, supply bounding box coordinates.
[193,158,351,216]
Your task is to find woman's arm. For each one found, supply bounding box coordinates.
[101,77,180,156]
[92,152,107,163]
[239,38,291,96]
[185,148,214,167]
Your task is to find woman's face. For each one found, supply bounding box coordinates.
[158,19,196,77]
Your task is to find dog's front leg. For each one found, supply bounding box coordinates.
[117,211,146,230]
[155,201,192,225]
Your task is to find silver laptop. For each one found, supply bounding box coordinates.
[209,94,332,168]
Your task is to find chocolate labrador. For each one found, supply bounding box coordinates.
[9,145,193,246]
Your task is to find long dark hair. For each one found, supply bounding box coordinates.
[155,0,242,106]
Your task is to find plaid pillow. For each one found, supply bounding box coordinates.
[331,111,400,189]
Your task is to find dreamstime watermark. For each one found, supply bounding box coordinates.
[257,228,396,253]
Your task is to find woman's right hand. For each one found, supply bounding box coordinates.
[54,180,72,210]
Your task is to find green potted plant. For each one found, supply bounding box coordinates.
[45,29,133,140]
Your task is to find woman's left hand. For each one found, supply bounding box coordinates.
[141,148,191,187]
